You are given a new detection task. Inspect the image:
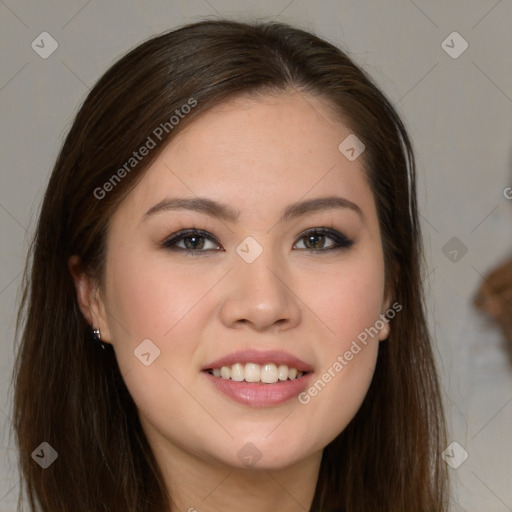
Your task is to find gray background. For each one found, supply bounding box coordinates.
[1,1,511,510]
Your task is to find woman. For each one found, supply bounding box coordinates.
[12,19,449,511]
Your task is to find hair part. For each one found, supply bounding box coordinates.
[12,19,449,511]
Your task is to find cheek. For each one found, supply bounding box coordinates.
[103,249,212,393]
[305,251,386,346]
[105,248,208,341]
[293,250,385,442]
[104,253,215,451]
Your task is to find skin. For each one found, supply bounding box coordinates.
[70,91,391,511]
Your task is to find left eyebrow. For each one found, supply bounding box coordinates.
[143,195,363,223]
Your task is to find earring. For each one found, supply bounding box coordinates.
[88,325,110,350]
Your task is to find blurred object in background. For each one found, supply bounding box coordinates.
[474,256,512,365]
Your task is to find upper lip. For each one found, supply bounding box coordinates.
[202,349,314,373]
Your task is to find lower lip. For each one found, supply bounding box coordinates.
[203,371,312,407]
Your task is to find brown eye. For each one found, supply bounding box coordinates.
[162,227,353,256]
[163,229,221,255]
[294,228,353,252]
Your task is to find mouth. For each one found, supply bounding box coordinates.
[204,363,308,383]
[201,349,313,407]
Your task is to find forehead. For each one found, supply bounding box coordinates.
[169,91,353,174]
[111,92,378,228]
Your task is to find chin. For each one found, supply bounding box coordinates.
[220,433,315,471]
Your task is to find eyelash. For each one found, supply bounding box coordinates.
[161,227,354,256]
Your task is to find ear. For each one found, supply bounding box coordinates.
[378,313,391,341]
[68,255,112,344]
[378,274,396,342]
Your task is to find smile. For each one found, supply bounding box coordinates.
[206,363,306,383]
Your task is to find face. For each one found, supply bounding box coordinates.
[79,91,391,472]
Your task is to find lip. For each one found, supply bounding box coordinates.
[201,349,314,372]
[203,371,313,407]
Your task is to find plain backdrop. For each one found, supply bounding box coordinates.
[1,1,511,510]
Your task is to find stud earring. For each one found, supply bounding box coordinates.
[87,325,110,350]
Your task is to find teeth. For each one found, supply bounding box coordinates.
[231,363,244,381]
[278,364,288,381]
[244,363,260,382]
[208,363,306,383]
[261,363,278,383]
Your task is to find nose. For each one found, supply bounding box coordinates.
[218,249,302,333]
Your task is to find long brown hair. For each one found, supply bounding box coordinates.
[12,19,449,511]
